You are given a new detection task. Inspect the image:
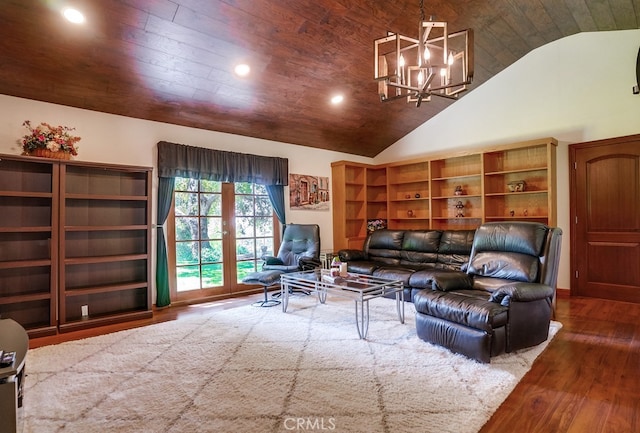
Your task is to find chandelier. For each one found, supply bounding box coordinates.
[374,0,474,107]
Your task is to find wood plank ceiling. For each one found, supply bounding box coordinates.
[1,1,637,157]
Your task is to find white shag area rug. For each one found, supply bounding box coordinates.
[23,295,561,433]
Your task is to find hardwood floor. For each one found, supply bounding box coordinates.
[480,292,640,433]
[29,292,639,433]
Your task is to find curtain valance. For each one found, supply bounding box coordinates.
[157,141,288,186]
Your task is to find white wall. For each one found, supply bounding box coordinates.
[375,29,640,290]
[0,95,372,302]
[0,94,372,238]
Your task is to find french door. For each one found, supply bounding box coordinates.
[168,178,278,303]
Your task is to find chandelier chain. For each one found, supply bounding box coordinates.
[419,0,425,21]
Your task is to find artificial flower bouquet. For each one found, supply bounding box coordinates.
[20,120,80,159]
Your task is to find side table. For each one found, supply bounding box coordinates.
[0,319,28,433]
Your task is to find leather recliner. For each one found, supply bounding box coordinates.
[412,222,562,363]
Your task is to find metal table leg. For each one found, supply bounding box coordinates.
[354,299,370,339]
[281,281,289,312]
[396,289,405,324]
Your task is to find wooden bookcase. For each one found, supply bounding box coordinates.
[331,161,368,250]
[331,138,557,249]
[430,153,483,230]
[366,166,387,222]
[0,154,152,336]
[58,162,153,332]
[0,156,58,337]
[387,160,429,230]
[483,140,556,225]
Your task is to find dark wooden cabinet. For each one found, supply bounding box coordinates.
[0,154,152,336]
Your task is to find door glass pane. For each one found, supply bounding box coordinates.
[200,217,222,240]
[176,265,200,291]
[235,182,253,194]
[236,216,255,238]
[175,177,198,192]
[175,217,199,241]
[201,263,223,287]
[237,260,257,280]
[236,238,256,261]
[200,194,221,216]
[235,196,254,216]
[256,216,274,237]
[176,241,199,266]
[255,197,272,216]
[175,192,198,216]
[200,180,221,193]
[256,237,274,258]
[200,240,222,264]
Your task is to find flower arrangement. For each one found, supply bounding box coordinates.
[367,219,387,233]
[20,120,80,158]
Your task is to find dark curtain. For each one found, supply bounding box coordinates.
[156,141,289,305]
[155,176,174,308]
[158,141,288,185]
[266,185,286,224]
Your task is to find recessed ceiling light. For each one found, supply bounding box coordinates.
[331,94,344,105]
[62,7,85,24]
[234,64,250,77]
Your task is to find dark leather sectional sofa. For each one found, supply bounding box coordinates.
[339,229,476,302]
[338,222,562,363]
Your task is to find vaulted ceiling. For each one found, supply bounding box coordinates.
[1,1,637,157]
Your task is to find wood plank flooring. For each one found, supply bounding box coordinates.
[30,292,639,433]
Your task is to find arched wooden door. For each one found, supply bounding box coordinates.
[570,134,640,302]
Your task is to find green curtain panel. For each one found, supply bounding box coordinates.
[155,176,174,307]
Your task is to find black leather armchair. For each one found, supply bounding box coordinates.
[261,224,321,272]
[241,224,321,306]
[413,222,562,363]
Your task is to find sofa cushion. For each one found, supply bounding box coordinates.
[472,222,547,257]
[372,267,415,287]
[437,230,475,269]
[468,251,539,282]
[366,230,404,265]
[399,230,441,265]
[413,289,509,332]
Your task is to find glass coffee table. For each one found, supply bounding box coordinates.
[280,269,405,339]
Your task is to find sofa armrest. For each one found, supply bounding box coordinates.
[262,256,284,266]
[489,282,554,306]
[338,249,366,261]
[299,257,321,271]
[431,271,474,292]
